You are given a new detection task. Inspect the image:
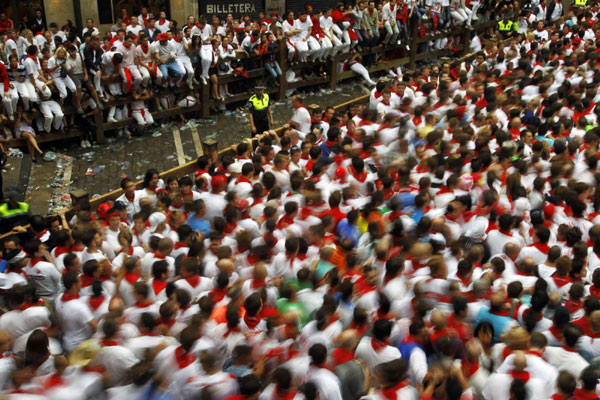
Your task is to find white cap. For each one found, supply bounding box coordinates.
[149,212,167,232]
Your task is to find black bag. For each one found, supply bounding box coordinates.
[59,66,67,79]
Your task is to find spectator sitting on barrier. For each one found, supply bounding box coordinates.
[130,86,154,134]
[13,105,43,162]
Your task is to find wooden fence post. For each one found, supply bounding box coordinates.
[202,139,219,165]
[461,26,470,56]
[94,107,105,144]
[201,83,210,119]
[329,54,338,90]
[408,19,419,70]
[278,38,287,100]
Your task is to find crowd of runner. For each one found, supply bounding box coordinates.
[1,0,600,399]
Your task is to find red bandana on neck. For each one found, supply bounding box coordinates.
[174,346,196,369]
[380,381,409,400]
[185,275,200,288]
[552,274,571,288]
[61,293,79,302]
[123,272,140,285]
[158,18,166,25]
[371,338,390,352]
[531,242,550,254]
[243,314,261,330]
[152,280,167,295]
[510,370,530,383]
[88,296,105,311]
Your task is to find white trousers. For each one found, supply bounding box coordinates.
[200,45,213,79]
[132,108,154,125]
[176,58,194,85]
[0,83,19,116]
[120,65,143,92]
[40,99,63,132]
[53,75,77,99]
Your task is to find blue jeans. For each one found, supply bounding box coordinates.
[158,60,184,80]
[265,61,282,80]
[370,26,381,45]
[397,19,409,42]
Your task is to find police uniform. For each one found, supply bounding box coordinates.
[248,89,270,136]
[573,0,586,7]
[498,19,517,37]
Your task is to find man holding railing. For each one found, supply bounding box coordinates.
[151,33,184,88]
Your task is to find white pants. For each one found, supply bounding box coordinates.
[200,45,213,79]
[108,104,128,121]
[451,8,471,24]
[120,65,142,92]
[306,36,322,61]
[139,65,162,86]
[25,80,51,104]
[350,62,376,86]
[332,24,353,53]
[319,36,334,60]
[0,83,19,116]
[39,99,63,132]
[54,75,77,99]
[177,58,194,85]
[132,108,154,125]
[468,1,480,22]
[329,35,344,58]
[286,38,309,62]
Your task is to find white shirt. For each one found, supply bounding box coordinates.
[58,296,94,352]
[355,336,402,370]
[543,346,589,379]
[292,106,312,134]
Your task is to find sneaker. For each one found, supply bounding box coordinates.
[84,140,92,148]
[8,114,14,121]
[188,83,194,90]
[200,76,207,85]
[107,117,118,123]
[80,140,86,148]
[193,78,200,85]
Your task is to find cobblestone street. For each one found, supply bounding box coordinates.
[2,81,370,215]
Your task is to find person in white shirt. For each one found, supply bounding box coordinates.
[297,11,322,62]
[170,28,194,89]
[543,324,589,380]
[320,9,346,55]
[126,16,144,37]
[115,34,143,93]
[154,11,171,33]
[282,11,307,63]
[381,1,399,45]
[355,319,402,370]
[152,33,185,87]
[289,94,312,135]
[56,271,97,352]
[23,44,51,105]
[135,33,161,86]
[22,239,62,304]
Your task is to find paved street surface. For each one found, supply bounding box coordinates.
[1,81,370,215]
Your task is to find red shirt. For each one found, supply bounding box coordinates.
[0,18,13,32]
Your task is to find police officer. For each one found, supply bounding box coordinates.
[248,85,273,136]
[498,16,518,38]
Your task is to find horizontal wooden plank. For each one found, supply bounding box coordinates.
[287,77,329,89]
[5,129,83,147]
[102,104,202,130]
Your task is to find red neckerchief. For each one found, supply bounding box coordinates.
[371,337,390,352]
[174,346,196,369]
[30,257,46,267]
[350,321,368,336]
[331,346,354,366]
[185,275,200,288]
[436,186,453,195]
[243,314,261,329]
[174,242,189,250]
[461,358,479,378]
[236,176,252,185]
[412,116,422,126]
[561,345,578,353]
[153,252,165,260]
[117,246,135,256]
[590,285,600,299]
[224,325,242,337]
[80,274,95,288]
[552,274,571,288]
[209,288,227,303]
[152,279,167,295]
[251,279,266,290]
[101,338,119,347]
[44,373,65,389]
[510,370,530,383]
[35,229,48,239]
[26,55,39,65]
[172,37,182,43]
[565,299,583,314]
[573,388,599,400]
[88,296,105,311]
[53,246,71,258]
[158,18,166,25]
[349,165,367,183]
[276,215,295,230]
[123,272,140,285]
[135,300,154,308]
[549,326,562,340]
[530,242,550,254]
[380,381,409,400]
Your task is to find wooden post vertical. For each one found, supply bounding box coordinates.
[329,54,338,90]
[277,38,287,100]
[408,19,419,70]
[94,107,105,144]
[201,82,210,119]
[461,26,470,57]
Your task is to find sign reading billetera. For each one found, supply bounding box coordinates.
[201,0,263,17]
